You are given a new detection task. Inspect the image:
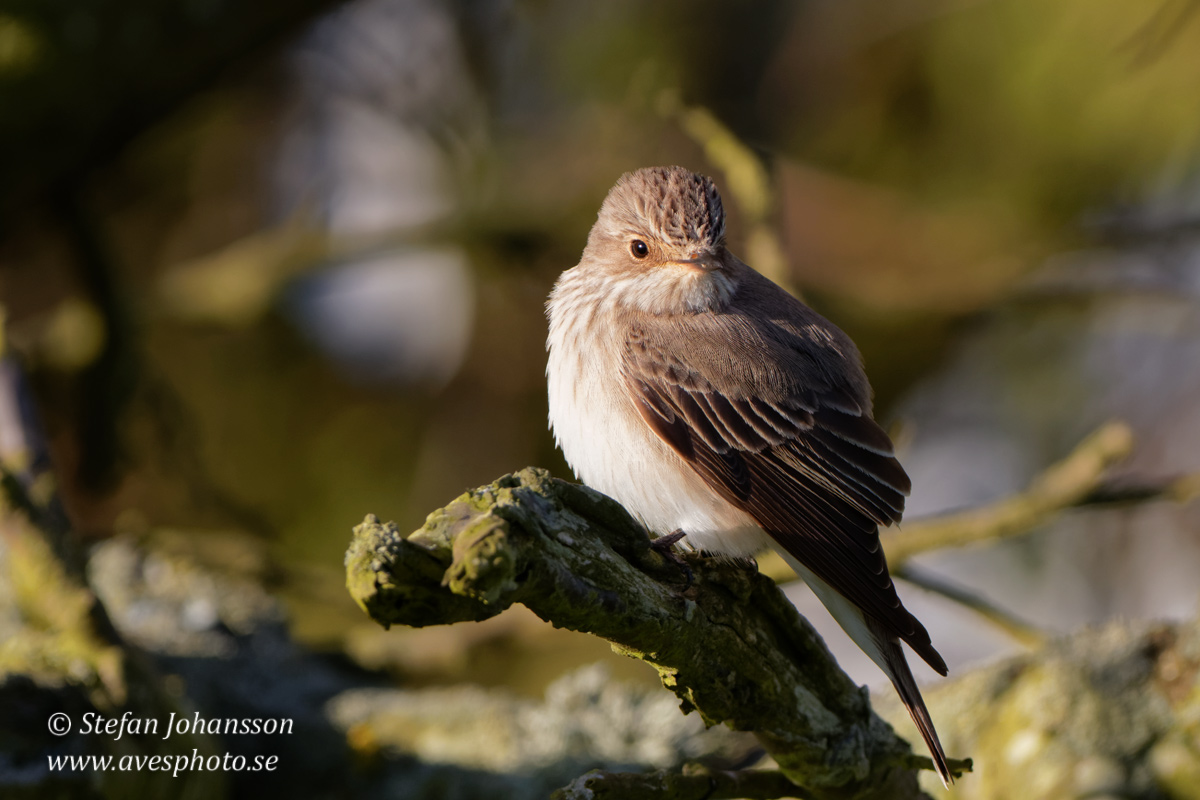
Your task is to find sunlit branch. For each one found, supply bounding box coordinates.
[346,468,971,799]
[882,421,1135,566]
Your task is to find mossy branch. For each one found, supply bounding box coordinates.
[552,766,815,800]
[345,468,971,799]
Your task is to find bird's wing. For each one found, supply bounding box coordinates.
[622,310,946,675]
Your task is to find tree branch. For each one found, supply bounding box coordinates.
[881,420,1135,565]
[553,766,816,800]
[345,468,972,799]
[659,94,794,297]
[755,420,1139,589]
[892,566,1046,647]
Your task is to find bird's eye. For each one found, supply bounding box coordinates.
[630,239,649,259]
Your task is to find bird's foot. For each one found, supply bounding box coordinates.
[650,529,694,587]
[652,529,688,550]
[732,555,759,574]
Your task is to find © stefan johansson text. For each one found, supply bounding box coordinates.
[45,711,293,776]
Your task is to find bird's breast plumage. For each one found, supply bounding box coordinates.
[545,266,770,555]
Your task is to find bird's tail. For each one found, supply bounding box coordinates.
[869,616,952,788]
[774,550,952,786]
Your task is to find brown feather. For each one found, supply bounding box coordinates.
[622,266,948,675]
[869,617,953,787]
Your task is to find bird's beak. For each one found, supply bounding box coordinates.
[671,251,721,273]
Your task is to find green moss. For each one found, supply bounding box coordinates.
[2,486,228,798]
[345,469,935,799]
[446,516,517,605]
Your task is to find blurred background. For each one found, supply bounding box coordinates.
[4,0,1200,797]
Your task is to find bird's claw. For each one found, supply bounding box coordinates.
[650,529,694,587]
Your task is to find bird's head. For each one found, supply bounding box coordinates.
[581,166,741,314]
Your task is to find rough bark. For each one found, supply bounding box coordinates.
[553,765,814,800]
[345,468,969,799]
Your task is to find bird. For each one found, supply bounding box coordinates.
[545,165,951,786]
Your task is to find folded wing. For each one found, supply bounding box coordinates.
[623,317,946,675]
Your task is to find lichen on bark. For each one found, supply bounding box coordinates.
[345,467,960,799]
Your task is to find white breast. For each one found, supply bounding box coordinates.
[545,268,769,556]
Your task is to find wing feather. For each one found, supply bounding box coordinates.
[623,315,946,674]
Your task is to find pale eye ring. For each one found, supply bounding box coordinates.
[630,239,649,259]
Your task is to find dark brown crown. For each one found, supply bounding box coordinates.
[600,166,726,250]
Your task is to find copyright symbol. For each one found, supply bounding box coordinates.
[48,713,71,736]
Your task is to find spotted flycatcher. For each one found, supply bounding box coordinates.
[545,165,951,785]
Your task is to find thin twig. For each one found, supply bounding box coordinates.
[883,421,1136,566]
[658,93,794,296]
[894,566,1047,647]
[760,420,1137,587]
